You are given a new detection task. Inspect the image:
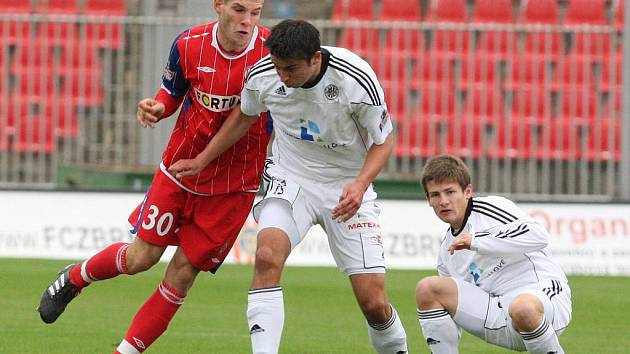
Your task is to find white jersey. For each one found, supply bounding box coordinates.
[437,196,568,296]
[241,46,393,183]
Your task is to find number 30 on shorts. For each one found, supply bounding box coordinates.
[142,205,175,237]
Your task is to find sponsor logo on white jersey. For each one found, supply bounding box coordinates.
[194,88,240,112]
[274,85,287,95]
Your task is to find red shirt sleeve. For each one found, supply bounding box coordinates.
[155,88,184,119]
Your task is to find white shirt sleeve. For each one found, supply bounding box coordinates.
[470,219,550,256]
[240,81,267,117]
[354,103,393,145]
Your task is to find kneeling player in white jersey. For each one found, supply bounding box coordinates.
[416,154,572,354]
[169,19,408,354]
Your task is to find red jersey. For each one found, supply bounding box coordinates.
[157,22,271,195]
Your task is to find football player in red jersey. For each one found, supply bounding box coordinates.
[37,1,270,353]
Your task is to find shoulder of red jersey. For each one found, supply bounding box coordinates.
[179,22,216,41]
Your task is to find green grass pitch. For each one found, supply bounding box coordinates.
[1,258,628,353]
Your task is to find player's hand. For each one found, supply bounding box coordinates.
[448,234,472,255]
[168,158,204,180]
[331,179,369,223]
[137,98,165,128]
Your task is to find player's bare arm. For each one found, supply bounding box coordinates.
[447,233,472,255]
[136,98,166,128]
[168,106,258,179]
[332,133,394,222]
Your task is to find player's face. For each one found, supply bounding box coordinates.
[271,52,322,88]
[426,179,472,230]
[214,0,263,52]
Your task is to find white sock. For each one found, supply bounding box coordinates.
[367,305,408,354]
[520,320,564,354]
[247,287,284,354]
[417,308,460,354]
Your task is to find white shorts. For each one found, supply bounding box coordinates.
[452,278,572,351]
[253,158,386,275]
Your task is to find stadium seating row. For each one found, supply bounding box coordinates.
[333,0,623,27]
[395,113,621,161]
[0,1,125,152]
[0,0,126,49]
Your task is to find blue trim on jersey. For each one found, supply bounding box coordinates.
[131,186,152,235]
[266,111,274,134]
[163,31,190,97]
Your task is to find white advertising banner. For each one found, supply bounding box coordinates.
[1,191,629,275]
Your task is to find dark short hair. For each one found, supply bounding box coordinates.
[265,19,321,61]
[421,154,472,196]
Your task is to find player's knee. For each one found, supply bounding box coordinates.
[254,245,283,271]
[415,276,441,307]
[509,294,544,331]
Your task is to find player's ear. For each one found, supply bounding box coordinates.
[213,0,223,14]
[311,51,322,66]
[464,184,473,199]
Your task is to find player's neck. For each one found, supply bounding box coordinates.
[216,34,248,56]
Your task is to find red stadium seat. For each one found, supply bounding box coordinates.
[445,118,485,158]
[458,56,499,90]
[494,118,536,159]
[369,55,409,82]
[519,0,559,24]
[586,118,621,160]
[601,54,623,92]
[551,55,596,91]
[509,89,553,126]
[59,43,102,74]
[13,117,55,153]
[615,0,625,30]
[338,28,380,58]
[432,30,471,59]
[395,118,441,157]
[426,0,470,59]
[523,32,563,60]
[472,0,513,23]
[331,0,374,21]
[0,1,33,45]
[476,31,519,60]
[559,90,600,126]
[384,29,423,58]
[35,0,79,14]
[84,0,126,49]
[505,58,553,90]
[570,32,613,60]
[84,0,126,14]
[418,88,457,123]
[15,71,58,103]
[425,0,467,22]
[380,0,421,22]
[541,118,582,160]
[35,21,79,47]
[412,56,454,88]
[62,71,104,106]
[10,96,78,137]
[461,88,503,124]
[381,81,409,118]
[10,43,55,74]
[565,0,607,25]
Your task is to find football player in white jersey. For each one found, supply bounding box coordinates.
[415,154,572,354]
[169,19,408,354]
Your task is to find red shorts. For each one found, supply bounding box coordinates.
[128,169,256,272]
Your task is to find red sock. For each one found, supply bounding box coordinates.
[115,281,186,353]
[69,242,130,289]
